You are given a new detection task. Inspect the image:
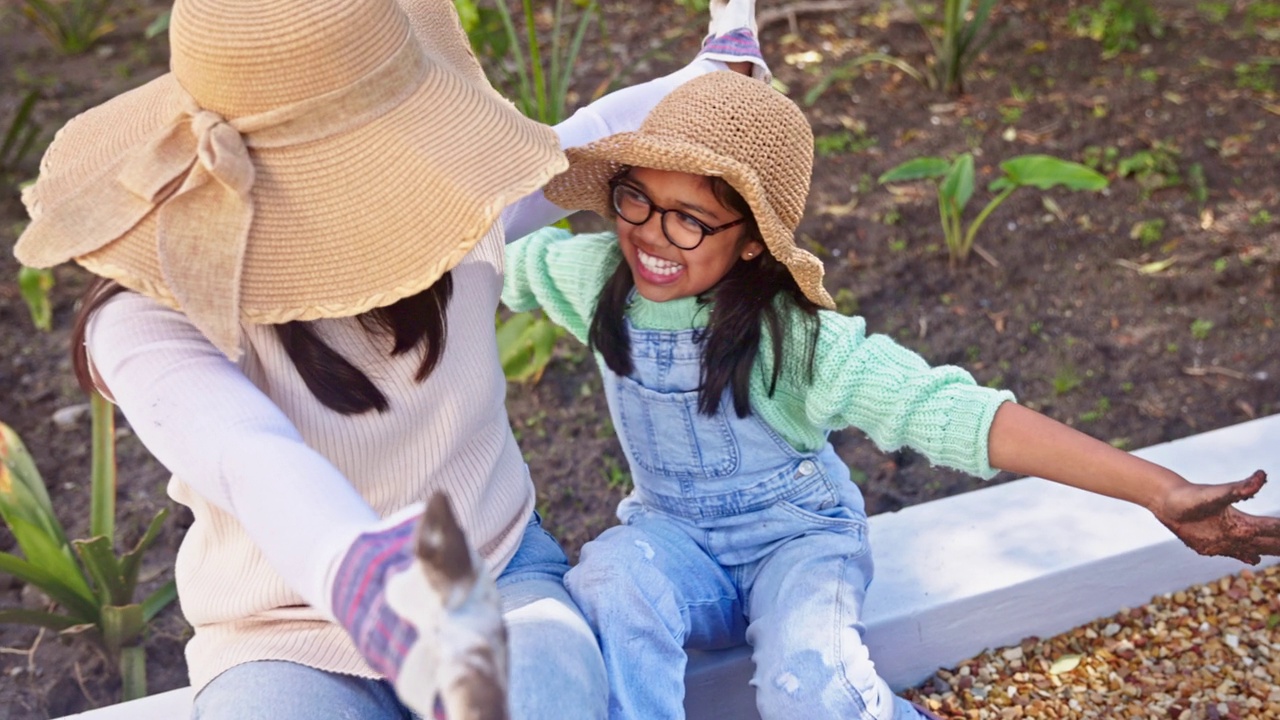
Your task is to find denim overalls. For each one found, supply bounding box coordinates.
[564,322,924,720]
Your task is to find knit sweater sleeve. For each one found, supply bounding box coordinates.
[501,228,622,345]
[756,306,1015,479]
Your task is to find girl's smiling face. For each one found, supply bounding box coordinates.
[613,167,764,304]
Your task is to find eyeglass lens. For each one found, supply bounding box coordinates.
[612,184,706,250]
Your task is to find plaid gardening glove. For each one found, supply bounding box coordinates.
[698,0,772,82]
[332,494,508,720]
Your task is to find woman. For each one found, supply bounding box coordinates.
[13,0,770,717]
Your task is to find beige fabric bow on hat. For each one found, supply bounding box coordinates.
[16,0,565,359]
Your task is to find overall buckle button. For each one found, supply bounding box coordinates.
[796,460,817,477]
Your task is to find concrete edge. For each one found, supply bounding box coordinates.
[60,414,1280,719]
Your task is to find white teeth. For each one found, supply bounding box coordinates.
[637,248,682,277]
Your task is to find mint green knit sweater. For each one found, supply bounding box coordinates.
[503,228,1015,479]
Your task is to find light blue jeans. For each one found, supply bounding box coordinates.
[193,514,607,720]
[565,321,924,720]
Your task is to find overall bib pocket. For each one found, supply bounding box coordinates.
[615,374,740,478]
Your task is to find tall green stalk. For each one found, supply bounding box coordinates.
[89,392,114,541]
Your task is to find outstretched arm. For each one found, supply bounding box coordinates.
[987,402,1280,564]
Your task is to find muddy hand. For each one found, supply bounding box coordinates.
[1155,470,1280,564]
[414,494,509,720]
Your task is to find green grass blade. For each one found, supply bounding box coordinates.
[550,0,565,115]
[804,53,924,106]
[1,90,39,164]
[522,0,548,122]
[492,0,534,117]
[555,1,595,124]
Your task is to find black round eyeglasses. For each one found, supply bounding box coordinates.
[609,179,746,251]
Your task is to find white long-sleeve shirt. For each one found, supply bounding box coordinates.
[84,57,736,690]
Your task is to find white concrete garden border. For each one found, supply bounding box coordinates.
[62,413,1280,719]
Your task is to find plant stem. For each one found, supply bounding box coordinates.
[522,0,547,123]
[89,391,115,543]
[119,645,146,701]
[938,190,959,263]
[943,0,961,93]
[961,184,1018,260]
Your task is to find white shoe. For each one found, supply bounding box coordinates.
[698,0,771,81]
[706,0,758,41]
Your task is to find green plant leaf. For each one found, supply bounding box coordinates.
[999,155,1110,191]
[0,552,98,622]
[0,422,59,523]
[7,516,91,598]
[803,53,925,106]
[496,312,535,364]
[144,10,169,39]
[119,509,170,595]
[940,153,976,212]
[74,536,128,607]
[499,312,563,383]
[878,157,951,184]
[141,580,177,622]
[17,266,54,332]
[0,608,84,631]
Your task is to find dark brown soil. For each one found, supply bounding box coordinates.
[1,0,1277,716]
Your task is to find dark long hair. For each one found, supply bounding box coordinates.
[588,175,820,418]
[72,274,453,415]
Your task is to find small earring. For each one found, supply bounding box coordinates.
[745,252,754,258]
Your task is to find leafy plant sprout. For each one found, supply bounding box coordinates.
[900,0,1000,95]
[454,0,600,382]
[878,153,1108,266]
[0,394,177,701]
[19,0,118,55]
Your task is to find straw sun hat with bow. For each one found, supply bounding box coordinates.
[543,70,835,310]
[15,0,566,359]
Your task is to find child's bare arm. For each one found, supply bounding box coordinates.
[987,402,1280,564]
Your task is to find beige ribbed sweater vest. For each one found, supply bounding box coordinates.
[173,227,535,690]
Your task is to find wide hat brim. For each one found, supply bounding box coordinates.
[544,133,834,310]
[16,6,565,325]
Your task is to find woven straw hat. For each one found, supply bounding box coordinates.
[544,70,832,309]
[14,0,566,359]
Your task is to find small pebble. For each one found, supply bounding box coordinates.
[51,403,92,429]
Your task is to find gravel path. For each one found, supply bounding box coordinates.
[903,565,1280,719]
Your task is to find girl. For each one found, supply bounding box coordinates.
[12,0,768,717]
[501,70,1280,720]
